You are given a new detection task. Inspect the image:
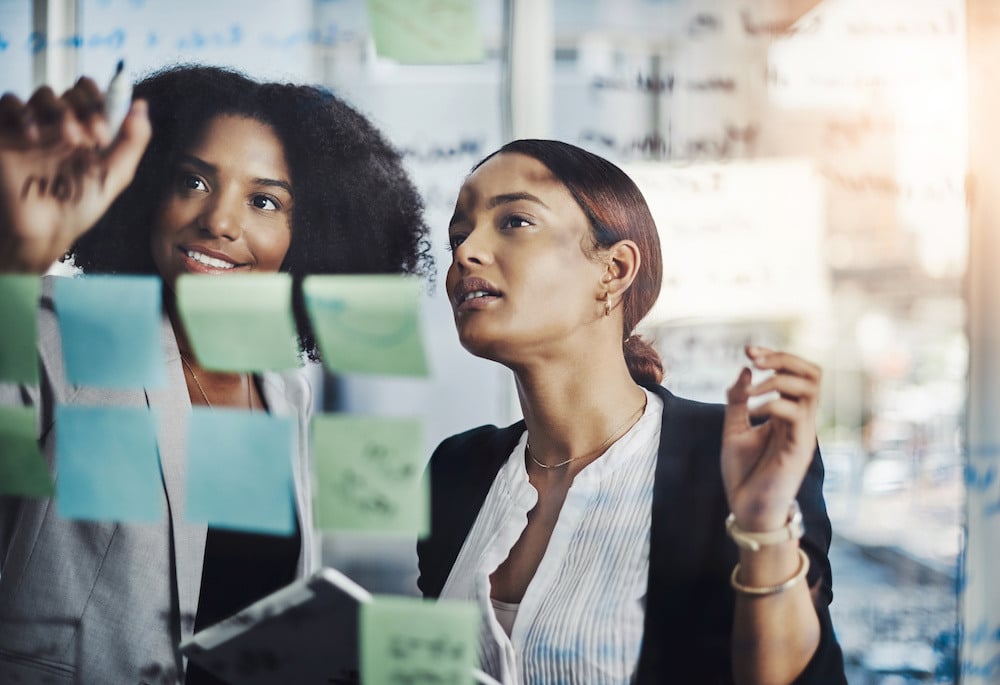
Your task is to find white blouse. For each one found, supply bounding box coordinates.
[439,390,663,685]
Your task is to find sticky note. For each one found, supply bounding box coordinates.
[0,406,53,497]
[53,275,166,389]
[303,275,428,377]
[55,405,162,523]
[366,0,484,64]
[185,407,296,536]
[176,274,301,372]
[311,415,427,535]
[361,596,479,685]
[0,275,40,384]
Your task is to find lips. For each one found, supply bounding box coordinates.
[452,277,502,311]
[178,245,248,273]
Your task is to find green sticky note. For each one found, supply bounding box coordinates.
[176,274,301,372]
[366,0,484,64]
[361,596,479,685]
[0,275,40,384]
[0,406,53,497]
[303,275,428,377]
[312,415,427,536]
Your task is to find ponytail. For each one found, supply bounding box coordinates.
[623,334,663,386]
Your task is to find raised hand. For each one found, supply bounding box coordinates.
[721,345,822,532]
[0,77,151,273]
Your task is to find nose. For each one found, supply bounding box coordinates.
[451,227,492,271]
[198,189,243,240]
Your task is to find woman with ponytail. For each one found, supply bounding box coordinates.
[416,140,845,684]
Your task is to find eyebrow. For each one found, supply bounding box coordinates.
[179,154,294,196]
[449,190,549,228]
[487,192,548,209]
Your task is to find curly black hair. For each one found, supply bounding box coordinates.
[70,64,433,358]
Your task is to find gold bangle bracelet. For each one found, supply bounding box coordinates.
[730,548,810,597]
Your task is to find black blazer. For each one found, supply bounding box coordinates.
[417,384,847,684]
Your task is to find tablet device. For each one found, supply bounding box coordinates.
[180,567,370,685]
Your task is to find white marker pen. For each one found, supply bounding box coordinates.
[105,59,132,134]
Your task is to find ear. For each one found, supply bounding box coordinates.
[601,239,641,302]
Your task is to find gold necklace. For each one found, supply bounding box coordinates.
[527,401,645,470]
[180,354,253,411]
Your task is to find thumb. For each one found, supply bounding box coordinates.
[723,366,752,434]
[102,99,150,198]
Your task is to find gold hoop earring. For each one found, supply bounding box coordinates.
[602,290,611,317]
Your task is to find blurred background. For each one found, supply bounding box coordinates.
[1,0,984,681]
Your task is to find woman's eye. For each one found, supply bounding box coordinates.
[182,174,207,192]
[447,234,466,252]
[251,195,279,211]
[502,215,532,229]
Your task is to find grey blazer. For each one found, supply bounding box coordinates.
[0,277,319,684]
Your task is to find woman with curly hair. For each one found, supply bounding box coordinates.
[0,65,430,683]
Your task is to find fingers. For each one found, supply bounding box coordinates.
[740,345,821,424]
[726,366,752,403]
[63,77,112,148]
[745,345,822,383]
[3,80,111,150]
[65,77,103,117]
[25,86,69,145]
[723,366,753,432]
[748,396,809,425]
[101,100,150,199]
[747,373,818,403]
[0,93,30,138]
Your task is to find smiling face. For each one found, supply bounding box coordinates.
[445,152,607,363]
[150,114,294,289]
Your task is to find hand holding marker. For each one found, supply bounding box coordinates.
[0,60,151,273]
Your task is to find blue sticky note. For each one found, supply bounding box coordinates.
[185,407,296,536]
[54,275,166,389]
[56,405,163,523]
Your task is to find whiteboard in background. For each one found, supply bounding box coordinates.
[624,158,828,324]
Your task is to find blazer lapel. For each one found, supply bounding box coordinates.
[637,385,732,681]
[259,371,317,575]
[145,315,206,637]
[646,386,721,583]
[419,421,525,598]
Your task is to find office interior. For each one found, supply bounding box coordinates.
[3,0,998,682]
